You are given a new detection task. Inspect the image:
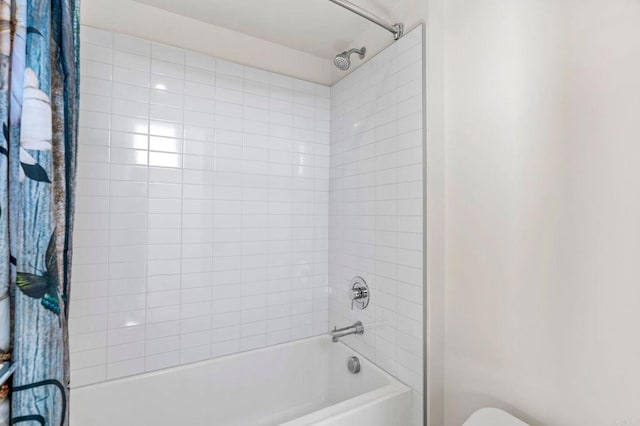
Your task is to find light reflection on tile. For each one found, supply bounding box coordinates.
[149,151,182,168]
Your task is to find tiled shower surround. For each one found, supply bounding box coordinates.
[328,27,424,424]
[71,24,423,422]
[72,26,330,385]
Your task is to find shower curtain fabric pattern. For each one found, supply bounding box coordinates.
[0,0,79,425]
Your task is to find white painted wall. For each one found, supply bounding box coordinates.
[81,0,334,85]
[444,0,640,424]
[424,1,446,424]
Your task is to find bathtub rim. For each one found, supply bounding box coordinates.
[71,334,412,425]
[71,334,408,391]
[279,381,411,425]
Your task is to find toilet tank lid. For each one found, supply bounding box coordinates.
[463,408,529,426]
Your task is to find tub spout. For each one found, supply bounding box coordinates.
[330,321,364,342]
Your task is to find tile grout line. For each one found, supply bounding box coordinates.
[141,39,152,375]
[103,32,114,382]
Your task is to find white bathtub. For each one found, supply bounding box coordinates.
[71,336,412,425]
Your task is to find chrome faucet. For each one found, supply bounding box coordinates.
[330,321,364,342]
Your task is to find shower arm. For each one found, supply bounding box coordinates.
[328,0,404,40]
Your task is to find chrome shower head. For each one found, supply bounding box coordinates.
[334,47,366,71]
[334,53,351,71]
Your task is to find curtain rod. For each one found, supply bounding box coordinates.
[328,0,404,40]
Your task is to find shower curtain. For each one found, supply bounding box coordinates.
[0,0,79,425]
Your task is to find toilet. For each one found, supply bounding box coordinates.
[463,408,529,426]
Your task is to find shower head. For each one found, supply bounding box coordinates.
[333,53,351,71]
[334,47,366,71]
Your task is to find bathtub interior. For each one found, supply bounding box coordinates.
[71,336,408,426]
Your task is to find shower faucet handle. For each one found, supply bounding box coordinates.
[350,276,369,310]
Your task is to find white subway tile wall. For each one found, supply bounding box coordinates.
[72,26,330,386]
[328,27,424,425]
[73,23,424,423]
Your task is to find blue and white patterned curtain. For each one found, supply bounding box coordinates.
[0,0,79,425]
